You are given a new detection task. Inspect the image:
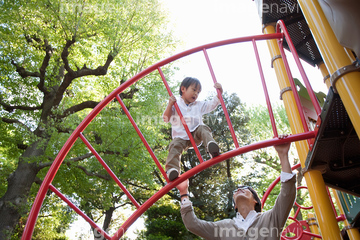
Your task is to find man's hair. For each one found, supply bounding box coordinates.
[179,77,201,96]
[233,185,262,213]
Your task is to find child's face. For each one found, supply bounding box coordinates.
[181,83,201,105]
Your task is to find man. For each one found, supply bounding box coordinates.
[176,135,296,239]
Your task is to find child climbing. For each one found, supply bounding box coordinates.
[162,77,223,181]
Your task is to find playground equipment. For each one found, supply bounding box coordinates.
[22,0,360,239]
[258,0,360,238]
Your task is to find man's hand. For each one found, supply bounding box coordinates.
[274,134,291,158]
[274,134,292,173]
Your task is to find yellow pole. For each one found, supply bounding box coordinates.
[298,0,360,139]
[318,62,331,89]
[307,212,321,240]
[264,24,343,240]
[332,189,360,240]
[344,48,356,63]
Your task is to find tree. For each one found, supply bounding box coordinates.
[0,0,176,238]
[138,204,201,240]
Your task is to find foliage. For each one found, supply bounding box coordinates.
[138,204,201,240]
[0,0,177,238]
[13,194,73,240]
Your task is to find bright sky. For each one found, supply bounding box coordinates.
[160,0,328,106]
[68,1,329,239]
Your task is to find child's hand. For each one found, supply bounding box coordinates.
[214,83,223,94]
[176,179,189,195]
[169,95,176,105]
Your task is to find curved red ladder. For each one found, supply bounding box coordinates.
[22,21,320,240]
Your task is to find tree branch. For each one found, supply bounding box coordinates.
[11,60,40,79]
[124,181,152,191]
[38,39,53,93]
[61,37,76,74]
[74,165,111,181]
[56,100,99,119]
[55,125,73,134]
[25,34,42,45]
[38,153,93,169]
[1,117,32,132]
[54,38,117,107]
[0,99,42,113]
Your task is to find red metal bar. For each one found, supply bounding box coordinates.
[276,34,310,135]
[252,39,279,138]
[79,133,140,208]
[21,32,287,239]
[326,186,338,217]
[113,132,315,239]
[115,95,169,182]
[49,185,111,240]
[336,214,346,222]
[22,133,82,240]
[283,217,323,240]
[277,20,321,116]
[261,163,301,207]
[202,48,240,148]
[301,231,322,239]
[157,67,204,163]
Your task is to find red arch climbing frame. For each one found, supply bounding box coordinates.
[22,20,322,240]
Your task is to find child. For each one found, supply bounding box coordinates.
[163,77,223,181]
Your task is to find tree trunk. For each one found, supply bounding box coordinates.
[226,159,231,178]
[0,140,45,239]
[102,207,115,234]
[89,206,115,240]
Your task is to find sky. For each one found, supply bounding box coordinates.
[67,0,329,238]
[160,0,328,106]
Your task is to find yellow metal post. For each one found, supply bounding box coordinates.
[298,0,360,139]
[307,212,321,240]
[332,189,360,240]
[264,24,343,240]
[318,62,331,89]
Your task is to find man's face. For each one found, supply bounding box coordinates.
[233,186,257,210]
[233,186,253,200]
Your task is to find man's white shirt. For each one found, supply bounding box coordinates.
[180,171,296,231]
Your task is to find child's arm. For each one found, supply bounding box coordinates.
[162,95,176,123]
[199,83,223,114]
[214,82,223,95]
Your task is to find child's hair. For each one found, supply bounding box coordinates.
[179,77,202,96]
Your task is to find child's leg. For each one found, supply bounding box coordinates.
[193,125,219,157]
[165,138,188,173]
[193,125,214,146]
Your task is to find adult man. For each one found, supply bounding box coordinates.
[176,135,296,239]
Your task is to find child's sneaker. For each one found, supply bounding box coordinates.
[167,168,179,181]
[208,141,220,158]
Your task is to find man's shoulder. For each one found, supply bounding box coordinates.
[214,218,237,227]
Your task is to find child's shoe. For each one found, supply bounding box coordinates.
[167,168,179,181]
[207,141,220,158]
